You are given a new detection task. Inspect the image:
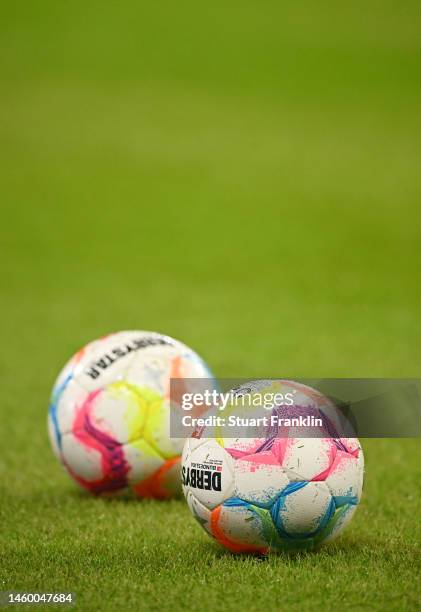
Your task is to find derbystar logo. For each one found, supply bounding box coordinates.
[182,464,222,491]
[84,336,172,380]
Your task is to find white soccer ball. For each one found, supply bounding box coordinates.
[182,380,364,552]
[48,330,213,498]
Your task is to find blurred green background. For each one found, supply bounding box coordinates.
[1,0,421,376]
[1,1,420,610]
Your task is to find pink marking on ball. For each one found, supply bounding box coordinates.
[68,388,130,494]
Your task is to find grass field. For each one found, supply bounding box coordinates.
[1,1,421,610]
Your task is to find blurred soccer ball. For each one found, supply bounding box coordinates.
[182,380,364,552]
[48,331,213,498]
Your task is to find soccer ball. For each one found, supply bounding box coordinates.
[48,330,213,498]
[182,380,364,553]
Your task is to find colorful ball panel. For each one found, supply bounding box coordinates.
[281,438,337,481]
[211,502,268,553]
[272,481,333,537]
[234,456,289,506]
